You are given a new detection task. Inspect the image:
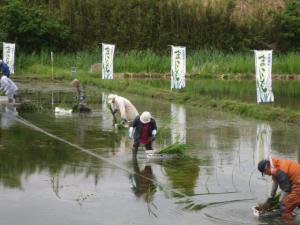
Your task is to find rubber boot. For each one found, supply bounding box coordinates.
[132,147,138,158]
[145,142,153,150]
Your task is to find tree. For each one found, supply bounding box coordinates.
[0,0,71,51]
[276,1,300,50]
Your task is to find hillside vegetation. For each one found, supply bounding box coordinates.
[0,0,299,52]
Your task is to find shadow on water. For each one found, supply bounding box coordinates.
[0,85,299,225]
[129,157,158,217]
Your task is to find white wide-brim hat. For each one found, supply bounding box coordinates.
[107,94,117,104]
[140,111,151,124]
[71,78,80,87]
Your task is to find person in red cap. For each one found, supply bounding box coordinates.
[258,158,300,219]
[129,111,157,157]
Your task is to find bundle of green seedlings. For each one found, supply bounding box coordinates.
[255,194,281,213]
[158,142,187,155]
[106,102,126,128]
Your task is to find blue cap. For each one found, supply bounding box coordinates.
[258,160,270,176]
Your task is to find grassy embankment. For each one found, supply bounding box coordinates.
[14,50,300,124]
[16,50,300,78]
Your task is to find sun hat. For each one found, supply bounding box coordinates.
[258,160,270,176]
[140,111,151,124]
[107,94,117,104]
[71,78,80,87]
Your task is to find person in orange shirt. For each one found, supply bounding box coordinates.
[258,158,300,219]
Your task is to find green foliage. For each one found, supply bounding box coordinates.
[274,1,300,50]
[0,0,299,51]
[14,50,300,77]
[0,0,71,51]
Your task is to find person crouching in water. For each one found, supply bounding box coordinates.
[129,111,157,157]
[71,79,91,113]
[258,158,300,219]
[0,73,18,103]
[107,94,139,126]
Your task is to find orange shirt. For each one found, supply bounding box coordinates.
[272,158,300,184]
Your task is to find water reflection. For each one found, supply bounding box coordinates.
[0,105,18,129]
[50,174,62,199]
[129,158,158,216]
[255,123,272,165]
[101,93,114,131]
[162,158,200,196]
[130,158,156,199]
[0,88,299,225]
[170,104,186,144]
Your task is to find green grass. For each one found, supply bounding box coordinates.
[14,50,300,77]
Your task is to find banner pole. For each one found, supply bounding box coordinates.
[51,51,54,80]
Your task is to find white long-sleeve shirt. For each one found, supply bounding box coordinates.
[0,75,18,98]
[110,95,139,121]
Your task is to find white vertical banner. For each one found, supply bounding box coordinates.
[3,42,16,74]
[170,104,186,144]
[255,123,272,166]
[102,43,115,79]
[171,46,186,89]
[254,50,274,103]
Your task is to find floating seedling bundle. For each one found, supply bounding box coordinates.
[252,194,281,217]
[159,142,187,155]
[146,142,187,159]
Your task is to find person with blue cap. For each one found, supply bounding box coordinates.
[0,59,11,78]
[258,158,300,219]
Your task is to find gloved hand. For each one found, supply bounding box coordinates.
[128,127,133,139]
[152,130,157,136]
[112,109,118,115]
[266,197,274,204]
[151,129,157,141]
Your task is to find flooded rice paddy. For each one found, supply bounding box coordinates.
[0,82,300,225]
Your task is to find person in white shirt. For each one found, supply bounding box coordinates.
[107,94,139,125]
[0,74,18,103]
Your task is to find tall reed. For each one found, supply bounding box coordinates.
[15,50,300,77]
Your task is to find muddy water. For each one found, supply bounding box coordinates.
[0,84,300,225]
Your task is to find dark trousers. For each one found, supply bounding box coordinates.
[132,141,153,155]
